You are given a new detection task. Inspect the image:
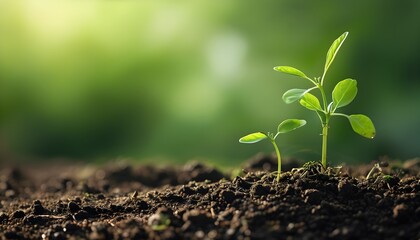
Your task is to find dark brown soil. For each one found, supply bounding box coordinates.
[0,156,419,240]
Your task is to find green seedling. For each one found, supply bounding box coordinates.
[274,32,376,168]
[148,213,171,231]
[239,119,306,181]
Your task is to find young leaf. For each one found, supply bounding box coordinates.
[277,119,306,134]
[348,114,376,139]
[239,132,268,144]
[299,93,322,111]
[282,88,314,104]
[332,79,358,110]
[324,32,348,73]
[327,102,334,112]
[273,66,308,79]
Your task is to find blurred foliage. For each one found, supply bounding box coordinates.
[0,1,420,166]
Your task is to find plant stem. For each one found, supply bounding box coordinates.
[318,83,329,169]
[366,163,382,179]
[318,84,328,113]
[331,112,349,118]
[270,138,282,182]
[321,122,329,168]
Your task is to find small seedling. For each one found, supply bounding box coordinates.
[274,32,376,168]
[366,162,383,180]
[148,213,171,231]
[291,161,342,177]
[366,163,399,189]
[302,161,324,176]
[239,119,306,181]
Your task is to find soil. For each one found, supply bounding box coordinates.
[0,155,419,240]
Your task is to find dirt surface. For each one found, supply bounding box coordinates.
[0,156,419,239]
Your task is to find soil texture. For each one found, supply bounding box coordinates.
[0,156,419,240]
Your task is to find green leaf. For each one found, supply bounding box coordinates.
[324,32,348,73]
[299,93,322,111]
[332,79,358,110]
[348,114,376,139]
[239,132,268,144]
[282,88,314,104]
[277,119,306,134]
[273,66,308,79]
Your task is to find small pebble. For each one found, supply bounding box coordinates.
[83,206,97,215]
[12,210,25,219]
[136,200,149,210]
[182,209,213,226]
[220,190,236,203]
[73,210,90,221]
[180,186,195,195]
[33,202,47,215]
[338,181,356,198]
[4,231,20,239]
[304,189,323,205]
[63,222,80,233]
[233,177,252,189]
[0,212,8,221]
[393,204,409,222]
[68,201,81,213]
[252,184,271,196]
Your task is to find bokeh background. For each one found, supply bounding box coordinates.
[1,1,419,166]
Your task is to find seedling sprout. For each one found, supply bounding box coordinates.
[239,119,306,181]
[274,32,376,168]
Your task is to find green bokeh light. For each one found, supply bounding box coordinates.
[1,1,420,166]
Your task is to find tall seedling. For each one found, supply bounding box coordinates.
[274,32,376,168]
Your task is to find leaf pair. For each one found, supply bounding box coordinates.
[296,79,375,139]
[297,92,375,139]
[239,119,306,181]
[239,119,306,143]
[302,78,358,112]
[283,78,357,112]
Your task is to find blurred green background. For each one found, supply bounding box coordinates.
[1,1,419,166]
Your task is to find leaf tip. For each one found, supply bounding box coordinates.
[273,66,283,72]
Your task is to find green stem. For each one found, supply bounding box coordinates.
[317,83,330,169]
[321,121,329,168]
[270,138,282,182]
[321,68,328,86]
[331,112,349,118]
[318,84,328,112]
[305,77,318,86]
